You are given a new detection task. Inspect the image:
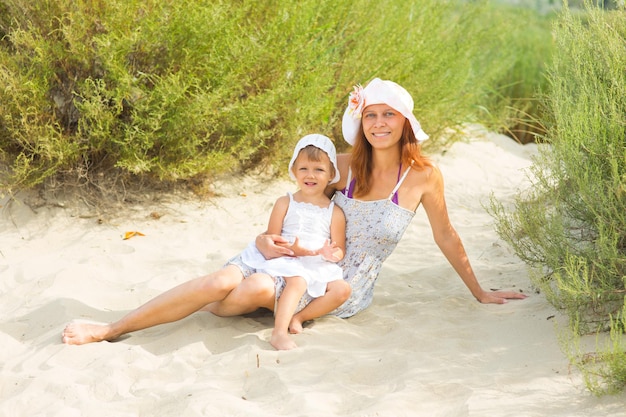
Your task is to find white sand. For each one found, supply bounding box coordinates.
[1,128,624,416]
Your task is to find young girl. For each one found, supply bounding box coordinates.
[238,133,349,349]
[62,134,350,351]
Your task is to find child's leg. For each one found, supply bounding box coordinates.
[271,275,307,350]
[289,280,351,334]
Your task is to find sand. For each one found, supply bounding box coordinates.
[1,127,625,417]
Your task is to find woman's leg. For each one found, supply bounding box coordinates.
[203,272,276,316]
[271,275,307,350]
[62,265,245,345]
[289,280,351,334]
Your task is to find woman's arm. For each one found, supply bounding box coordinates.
[420,166,527,304]
[255,234,318,259]
[254,196,295,259]
[255,233,294,259]
[324,153,351,198]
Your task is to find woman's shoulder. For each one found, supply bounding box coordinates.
[408,162,441,187]
[337,153,351,171]
[402,163,444,210]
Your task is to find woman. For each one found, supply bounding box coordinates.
[62,78,525,345]
[205,78,526,325]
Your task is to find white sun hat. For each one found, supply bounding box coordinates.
[341,78,429,146]
[288,133,340,184]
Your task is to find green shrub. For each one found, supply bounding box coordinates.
[579,303,626,394]
[477,5,554,144]
[0,0,551,197]
[490,2,626,393]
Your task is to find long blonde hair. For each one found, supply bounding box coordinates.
[350,119,432,197]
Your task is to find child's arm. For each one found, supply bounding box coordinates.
[265,195,314,257]
[266,195,290,235]
[318,205,346,262]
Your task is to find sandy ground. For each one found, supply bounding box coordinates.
[1,128,625,416]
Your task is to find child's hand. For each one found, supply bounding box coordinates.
[317,240,342,262]
[282,236,317,257]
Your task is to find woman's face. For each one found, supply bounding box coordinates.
[361,104,406,149]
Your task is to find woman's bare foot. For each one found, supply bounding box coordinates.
[270,330,297,350]
[288,316,304,334]
[62,321,114,345]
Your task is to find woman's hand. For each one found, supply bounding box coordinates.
[475,289,528,304]
[256,234,294,259]
[255,234,317,259]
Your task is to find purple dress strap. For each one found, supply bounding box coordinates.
[391,164,401,205]
[346,177,356,198]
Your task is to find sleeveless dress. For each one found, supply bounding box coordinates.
[240,192,343,298]
[274,166,416,318]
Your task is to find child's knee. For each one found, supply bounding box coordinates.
[285,276,307,292]
[328,280,351,302]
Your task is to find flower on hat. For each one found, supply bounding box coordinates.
[348,84,364,119]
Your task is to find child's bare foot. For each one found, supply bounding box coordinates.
[270,330,298,350]
[288,316,304,334]
[61,321,112,345]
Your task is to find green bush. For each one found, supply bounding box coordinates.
[490,2,626,394]
[478,5,554,144]
[0,0,551,197]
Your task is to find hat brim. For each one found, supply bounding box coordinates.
[342,78,429,146]
[342,106,428,146]
[288,134,340,184]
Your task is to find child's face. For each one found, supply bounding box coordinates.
[291,151,333,194]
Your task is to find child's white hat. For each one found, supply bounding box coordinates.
[288,134,340,184]
[341,78,429,146]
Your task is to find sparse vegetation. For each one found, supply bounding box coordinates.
[490,2,626,394]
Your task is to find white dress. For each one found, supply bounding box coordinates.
[240,192,343,298]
